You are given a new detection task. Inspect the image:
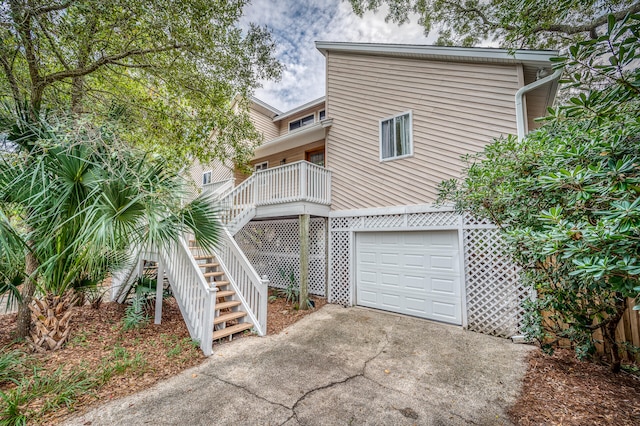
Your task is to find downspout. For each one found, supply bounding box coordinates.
[515,68,563,141]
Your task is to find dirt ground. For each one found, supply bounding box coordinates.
[508,349,640,425]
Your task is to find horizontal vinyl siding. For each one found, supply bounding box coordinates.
[250,107,279,140]
[188,158,233,187]
[524,68,552,131]
[326,52,521,210]
[235,139,325,185]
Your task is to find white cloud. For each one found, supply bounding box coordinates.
[240,0,436,111]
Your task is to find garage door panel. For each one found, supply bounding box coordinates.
[359,273,377,287]
[405,296,429,315]
[380,233,399,245]
[404,275,427,291]
[380,273,400,287]
[404,253,426,268]
[356,231,462,325]
[380,252,399,265]
[430,254,457,271]
[431,277,459,296]
[380,293,401,308]
[359,289,378,304]
[430,230,459,248]
[432,300,460,322]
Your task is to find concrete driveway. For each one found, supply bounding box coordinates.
[66,304,533,425]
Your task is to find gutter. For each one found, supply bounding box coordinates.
[515,68,563,141]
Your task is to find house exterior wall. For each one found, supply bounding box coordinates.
[249,105,279,140]
[188,157,234,191]
[325,51,523,211]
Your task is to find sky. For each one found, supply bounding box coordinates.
[240,0,437,112]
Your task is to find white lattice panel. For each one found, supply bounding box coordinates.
[330,217,357,230]
[329,231,351,305]
[235,218,326,296]
[464,228,526,337]
[363,214,404,228]
[463,212,493,227]
[407,211,458,227]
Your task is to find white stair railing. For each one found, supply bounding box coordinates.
[158,238,216,356]
[214,228,269,335]
[111,244,146,303]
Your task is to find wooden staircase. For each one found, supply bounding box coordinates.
[190,247,254,342]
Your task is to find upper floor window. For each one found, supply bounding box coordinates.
[289,114,314,131]
[255,161,268,171]
[319,110,326,120]
[380,111,413,161]
[202,171,212,185]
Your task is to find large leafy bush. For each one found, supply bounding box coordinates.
[439,14,640,372]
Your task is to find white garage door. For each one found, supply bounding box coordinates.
[356,231,462,325]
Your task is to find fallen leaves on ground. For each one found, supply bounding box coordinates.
[508,348,640,425]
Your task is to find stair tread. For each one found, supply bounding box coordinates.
[216,300,241,310]
[193,255,214,260]
[216,290,235,298]
[213,322,253,340]
[213,280,230,287]
[198,262,219,268]
[203,271,225,278]
[213,311,246,325]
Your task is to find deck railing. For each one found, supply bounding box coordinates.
[219,161,331,231]
[158,238,216,356]
[202,178,234,197]
[213,228,269,335]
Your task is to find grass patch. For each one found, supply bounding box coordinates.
[0,349,31,386]
[0,366,94,425]
[0,345,152,425]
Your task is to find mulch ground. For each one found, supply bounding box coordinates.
[0,291,326,424]
[508,349,640,425]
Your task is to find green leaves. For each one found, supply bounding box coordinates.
[439,15,640,360]
[0,115,222,296]
[0,0,282,168]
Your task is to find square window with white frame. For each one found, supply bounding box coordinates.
[379,111,413,161]
[255,161,268,171]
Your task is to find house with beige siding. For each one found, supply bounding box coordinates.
[113,42,560,355]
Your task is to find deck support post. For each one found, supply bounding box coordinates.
[154,260,164,324]
[299,213,310,310]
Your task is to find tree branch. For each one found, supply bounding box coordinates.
[41,43,187,86]
[441,0,640,37]
[0,54,23,105]
[29,1,75,17]
[34,15,70,71]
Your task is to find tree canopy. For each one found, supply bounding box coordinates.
[349,0,640,49]
[0,0,282,165]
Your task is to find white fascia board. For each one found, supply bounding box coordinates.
[315,41,558,66]
[250,97,282,118]
[329,203,456,217]
[273,96,326,122]
[254,120,331,158]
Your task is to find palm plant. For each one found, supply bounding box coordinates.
[0,115,220,349]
